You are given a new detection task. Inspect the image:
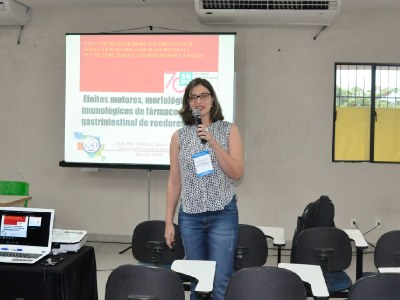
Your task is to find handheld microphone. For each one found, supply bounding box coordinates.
[192,109,206,144]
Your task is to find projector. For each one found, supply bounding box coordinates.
[52,229,88,254]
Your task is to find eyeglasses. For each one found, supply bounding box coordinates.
[188,93,211,102]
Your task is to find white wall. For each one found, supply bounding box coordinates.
[1,4,399,244]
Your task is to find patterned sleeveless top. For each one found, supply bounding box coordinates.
[178,120,237,214]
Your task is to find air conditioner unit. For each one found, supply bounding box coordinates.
[0,0,31,26]
[194,0,342,26]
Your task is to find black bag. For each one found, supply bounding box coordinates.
[301,195,335,228]
[290,195,335,262]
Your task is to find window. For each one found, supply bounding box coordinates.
[333,63,400,163]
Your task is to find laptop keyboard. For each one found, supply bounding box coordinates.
[0,251,42,259]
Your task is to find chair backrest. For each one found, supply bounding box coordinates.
[235,224,268,270]
[293,227,352,272]
[374,230,400,268]
[348,273,400,300]
[0,181,29,196]
[105,264,185,300]
[225,266,307,300]
[132,220,185,265]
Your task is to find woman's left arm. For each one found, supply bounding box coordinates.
[208,124,244,180]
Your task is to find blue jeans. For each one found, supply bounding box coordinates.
[178,197,238,300]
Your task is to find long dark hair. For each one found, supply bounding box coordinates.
[179,78,224,125]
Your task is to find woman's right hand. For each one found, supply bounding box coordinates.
[164,222,176,249]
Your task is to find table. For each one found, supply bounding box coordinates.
[0,195,32,207]
[0,245,98,300]
[256,226,286,263]
[343,229,368,279]
[171,260,216,293]
[278,262,329,299]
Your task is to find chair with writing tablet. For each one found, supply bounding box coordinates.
[0,181,30,207]
[292,226,353,298]
[374,230,400,268]
[361,230,400,277]
[234,224,268,271]
[105,264,185,300]
[131,220,185,267]
[131,220,192,291]
[348,273,400,300]
[225,266,307,300]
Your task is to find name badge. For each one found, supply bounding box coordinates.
[192,150,214,177]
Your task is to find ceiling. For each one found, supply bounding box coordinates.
[16,0,400,11]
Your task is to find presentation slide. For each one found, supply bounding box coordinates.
[1,215,28,238]
[63,33,236,169]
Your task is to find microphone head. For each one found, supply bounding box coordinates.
[192,109,202,126]
[192,109,201,117]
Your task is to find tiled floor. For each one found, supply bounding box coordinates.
[90,241,377,300]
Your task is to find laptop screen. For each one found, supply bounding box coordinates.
[0,208,53,247]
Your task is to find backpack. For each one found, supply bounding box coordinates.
[290,195,335,262]
[301,195,335,229]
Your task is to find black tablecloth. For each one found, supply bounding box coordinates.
[0,246,98,300]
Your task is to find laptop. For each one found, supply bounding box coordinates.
[0,207,55,264]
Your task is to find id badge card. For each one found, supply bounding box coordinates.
[192,150,214,177]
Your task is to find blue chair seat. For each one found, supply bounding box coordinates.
[327,271,352,292]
